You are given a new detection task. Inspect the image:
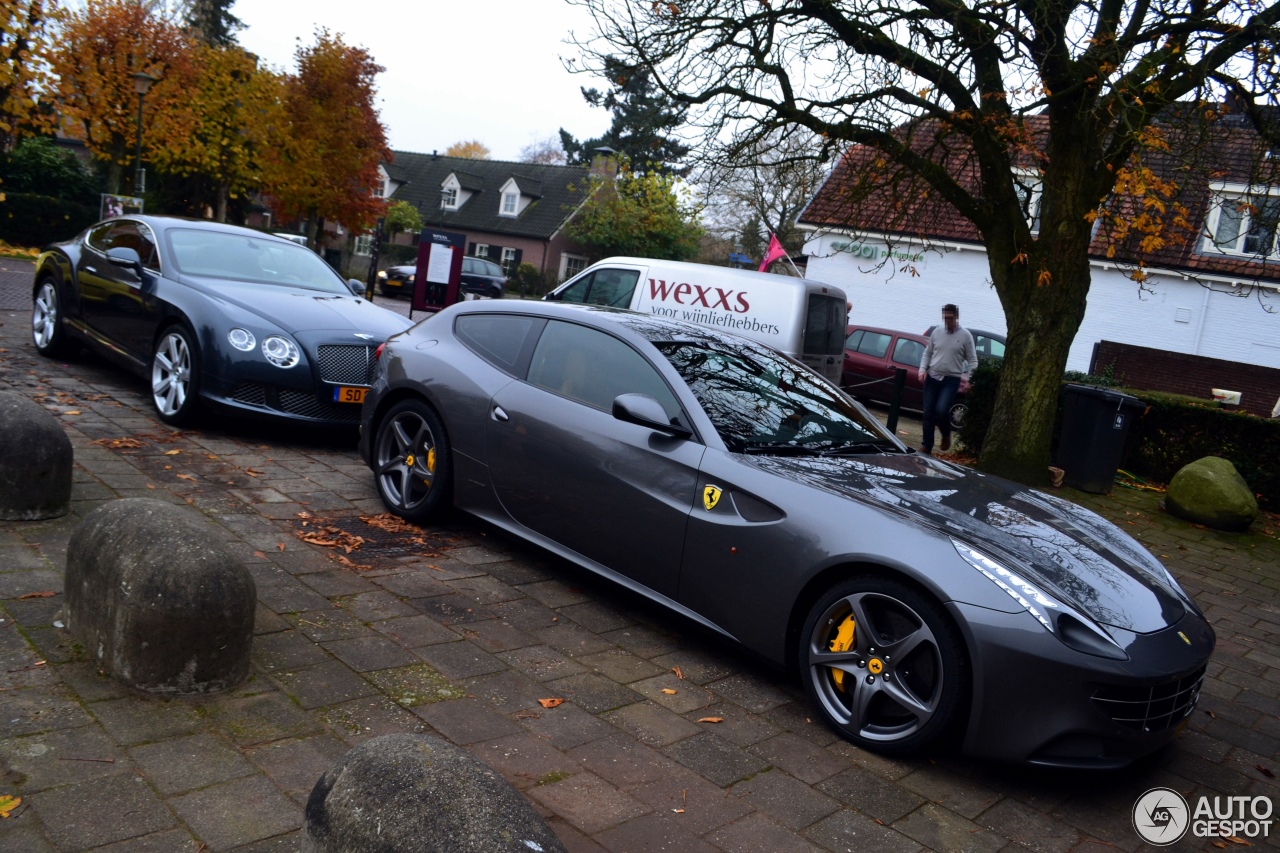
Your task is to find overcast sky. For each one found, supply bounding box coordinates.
[232,0,607,162]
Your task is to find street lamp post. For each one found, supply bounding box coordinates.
[131,71,159,195]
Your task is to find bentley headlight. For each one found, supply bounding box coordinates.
[951,539,1127,659]
[227,328,256,351]
[262,335,300,368]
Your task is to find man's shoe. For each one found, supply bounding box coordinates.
[919,446,932,456]
[940,435,951,451]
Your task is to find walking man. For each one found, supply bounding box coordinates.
[917,303,977,455]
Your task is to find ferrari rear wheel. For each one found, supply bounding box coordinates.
[801,575,967,755]
[151,325,201,425]
[32,279,72,357]
[373,399,452,523]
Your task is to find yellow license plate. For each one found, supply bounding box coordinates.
[333,386,368,404]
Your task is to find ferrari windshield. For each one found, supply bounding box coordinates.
[166,229,349,294]
[654,340,902,454]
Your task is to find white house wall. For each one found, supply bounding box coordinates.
[803,231,1280,373]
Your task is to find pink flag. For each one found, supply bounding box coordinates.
[758,232,787,272]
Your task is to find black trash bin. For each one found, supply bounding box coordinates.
[1055,384,1145,494]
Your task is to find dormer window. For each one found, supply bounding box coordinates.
[442,187,458,209]
[502,192,518,216]
[1203,183,1280,258]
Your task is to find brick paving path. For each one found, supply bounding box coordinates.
[0,260,1276,851]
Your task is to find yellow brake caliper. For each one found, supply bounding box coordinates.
[829,615,856,691]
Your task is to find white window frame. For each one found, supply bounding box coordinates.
[502,192,518,216]
[500,247,517,273]
[560,253,588,281]
[354,233,373,257]
[441,186,458,209]
[1202,181,1280,258]
[474,243,489,259]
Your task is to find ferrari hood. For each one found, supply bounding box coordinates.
[748,452,1188,633]
[200,282,412,336]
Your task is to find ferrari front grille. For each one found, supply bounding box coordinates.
[1092,666,1205,733]
[317,344,375,385]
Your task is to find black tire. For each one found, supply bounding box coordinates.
[949,402,967,431]
[800,575,967,756]
[372,398,453,524]
[150,324,201,425]
[32,277,73,358]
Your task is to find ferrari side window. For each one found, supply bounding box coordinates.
[527,320,683,421]
[455,314,543,376]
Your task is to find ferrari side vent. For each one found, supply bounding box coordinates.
[1092,666,1205,733]
[317,345,374,384]
[278,390,362,423]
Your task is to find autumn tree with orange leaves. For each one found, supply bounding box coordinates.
[47,0,194,194]
[0,0,55,152]
[260,31,390,248]
[147,44,282,222]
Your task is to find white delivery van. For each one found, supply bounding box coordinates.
[547,257,848,384]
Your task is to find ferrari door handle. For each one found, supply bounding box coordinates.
[492,405,509,422]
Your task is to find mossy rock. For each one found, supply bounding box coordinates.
[1166,456,1258,532]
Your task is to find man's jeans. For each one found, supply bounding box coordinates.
[921,374,961,450]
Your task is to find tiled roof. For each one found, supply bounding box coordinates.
[799,112,1280,284]
[386,152,591,240]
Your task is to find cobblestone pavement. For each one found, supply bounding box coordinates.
[0,263,1277,851]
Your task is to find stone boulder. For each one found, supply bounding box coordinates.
[303,733,566,853]
[0,391,73,520]
[1165,456,1258,532]
[64,498,255,693]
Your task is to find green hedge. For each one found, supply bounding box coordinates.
[0,192,97,247]
[960,359,1280,510]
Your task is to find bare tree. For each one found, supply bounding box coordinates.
[568,0,1280,484]
[519,135,567,165]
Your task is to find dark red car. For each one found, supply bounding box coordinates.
[841,326,969,428]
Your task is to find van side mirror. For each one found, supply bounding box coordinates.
[544,289,560,301]
[612,393,691,438]
[106,246,143,275]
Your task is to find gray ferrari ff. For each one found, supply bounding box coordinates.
[358,300,1213,768]
[32,216,412,427]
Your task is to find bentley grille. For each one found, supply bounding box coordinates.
[317,344,375,385]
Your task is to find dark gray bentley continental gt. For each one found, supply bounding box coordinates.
[358,301,1213,767]
[32,216,411,426]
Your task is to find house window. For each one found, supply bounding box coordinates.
[561,254,587,281]
[1205,189,1280,257]
[442,187,458,209]
[474,243,489,259]
[502,192,518,216]
[354,233,373,256]
[501,247,517,274]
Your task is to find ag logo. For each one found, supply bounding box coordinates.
[1132,787,1189,845]
[702,485,722,511]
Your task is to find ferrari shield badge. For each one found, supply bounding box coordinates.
[702,485,722,511]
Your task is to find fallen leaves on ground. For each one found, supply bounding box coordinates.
[297,526,366,554]
[538,698,564,709]
[1258,764,1275,779]
[0,795,20,818]
[360,512,422,533]
[661,688,678,695]
[176,473,198,482]
[697,717,723,724]
[671,667,684,680]
[163,449,181,456]
[332,553,373,572]
[15,591,56,600]
[90,437,144,449]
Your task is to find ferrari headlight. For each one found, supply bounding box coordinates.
[262,335,300,368]
[952,539,1127,660]
[227,328,256,351]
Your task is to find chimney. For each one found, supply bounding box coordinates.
[590,146,618,180]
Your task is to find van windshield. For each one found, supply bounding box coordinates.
[804,294,847,356]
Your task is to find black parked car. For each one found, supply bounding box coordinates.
[358,300,1213,766]
[31,216,412,427]
[377,256,506,300]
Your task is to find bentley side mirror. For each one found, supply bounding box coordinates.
[347,279,366,298]
[106,246,144,276]
[612,393,691,439]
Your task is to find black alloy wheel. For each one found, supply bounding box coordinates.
[801,575,967,755]
[373,399,453,523]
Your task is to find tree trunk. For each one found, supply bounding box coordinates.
[305,210,319,249]
[978,227,1092,485]
[215,183,228,223]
